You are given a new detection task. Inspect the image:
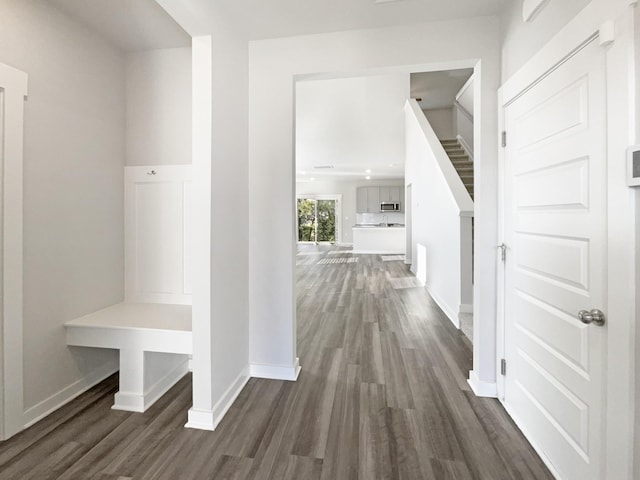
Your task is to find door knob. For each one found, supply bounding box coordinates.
[577,309,606,326]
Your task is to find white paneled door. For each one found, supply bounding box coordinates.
[502,38,607,480]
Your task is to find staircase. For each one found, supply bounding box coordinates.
[441,139,473,199]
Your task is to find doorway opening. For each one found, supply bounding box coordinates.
[296,195,341,244]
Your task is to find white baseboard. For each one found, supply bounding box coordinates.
[467,370,498,398]
[185,367,250,431]
[23,359,119,428]
[427,286,460,329]
[113,358,189,412]
[185,360,301,432]
[404,258,412,265]
[502,402,562,479]
[459,303,473,314]
[334,242,353,248]
[250,357,301,381]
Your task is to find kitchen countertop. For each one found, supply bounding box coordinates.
[353,224,405,229]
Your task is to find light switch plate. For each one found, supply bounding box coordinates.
[627,145,640,186]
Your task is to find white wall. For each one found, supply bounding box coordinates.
[296,74,408,171]
[455,76,474,156]
[296,179,405,244]
[249,17,501,380]
[126,47,192,166]
[0,0,124,421]
[423,107,454,139]
[154,0,251,430]
[405,100,473,325]
[500,0,590,80]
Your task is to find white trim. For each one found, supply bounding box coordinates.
[0,62,27,441]
[405,99,474,216]
[456,134,474,161]
[250,357,301,381]
[185,367,251,431]
[23,360,118,428]
[503,403,562,479]
[112,358,189,412]
[455,72,475,103]
[522,0,551,23]
[454,100,473,122]
[467,370,498,398]
[427,287,460,329]
[188,35,214,434]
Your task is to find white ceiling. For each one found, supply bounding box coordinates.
[411,69,474,110]
[46,0,493,184]
[214,0,506,40]
[49,0,506,47]
[48,0,191,52]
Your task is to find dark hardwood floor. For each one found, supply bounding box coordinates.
[0,245,552,479]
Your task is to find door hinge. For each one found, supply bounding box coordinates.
[498,243,507,262]
[500,358,507,376]
[501,131,507,148]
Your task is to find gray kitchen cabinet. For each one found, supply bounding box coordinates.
[389,187,402,203]
[379,186,402,203]
[357,185,404,212]
[356,187,368,213]
[367,186,380,213]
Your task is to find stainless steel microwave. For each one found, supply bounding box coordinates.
[380,202,400,212]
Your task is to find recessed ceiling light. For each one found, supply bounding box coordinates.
[389,164,395,167]
[313,165,334,169]
[365,176,371,180]
[365,169,372,173]
[310,177,315,181]
[374,0,404,4]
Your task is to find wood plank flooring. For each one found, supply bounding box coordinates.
[0,245,553,479]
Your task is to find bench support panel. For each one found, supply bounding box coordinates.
[113,350,189,412]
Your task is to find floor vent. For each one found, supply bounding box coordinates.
[318,257,358,265]
[381,255,405,261]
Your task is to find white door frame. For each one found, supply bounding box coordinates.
[0,62,27,441]
[497,1,637,478]
[295,194,343,244]
[404,183,412,265]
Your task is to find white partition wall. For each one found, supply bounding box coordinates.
[0,62,27,441]
[125,165,193,305]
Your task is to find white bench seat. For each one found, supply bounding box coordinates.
[65,302,192,413]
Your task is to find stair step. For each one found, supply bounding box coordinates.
[442,142,474,199]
